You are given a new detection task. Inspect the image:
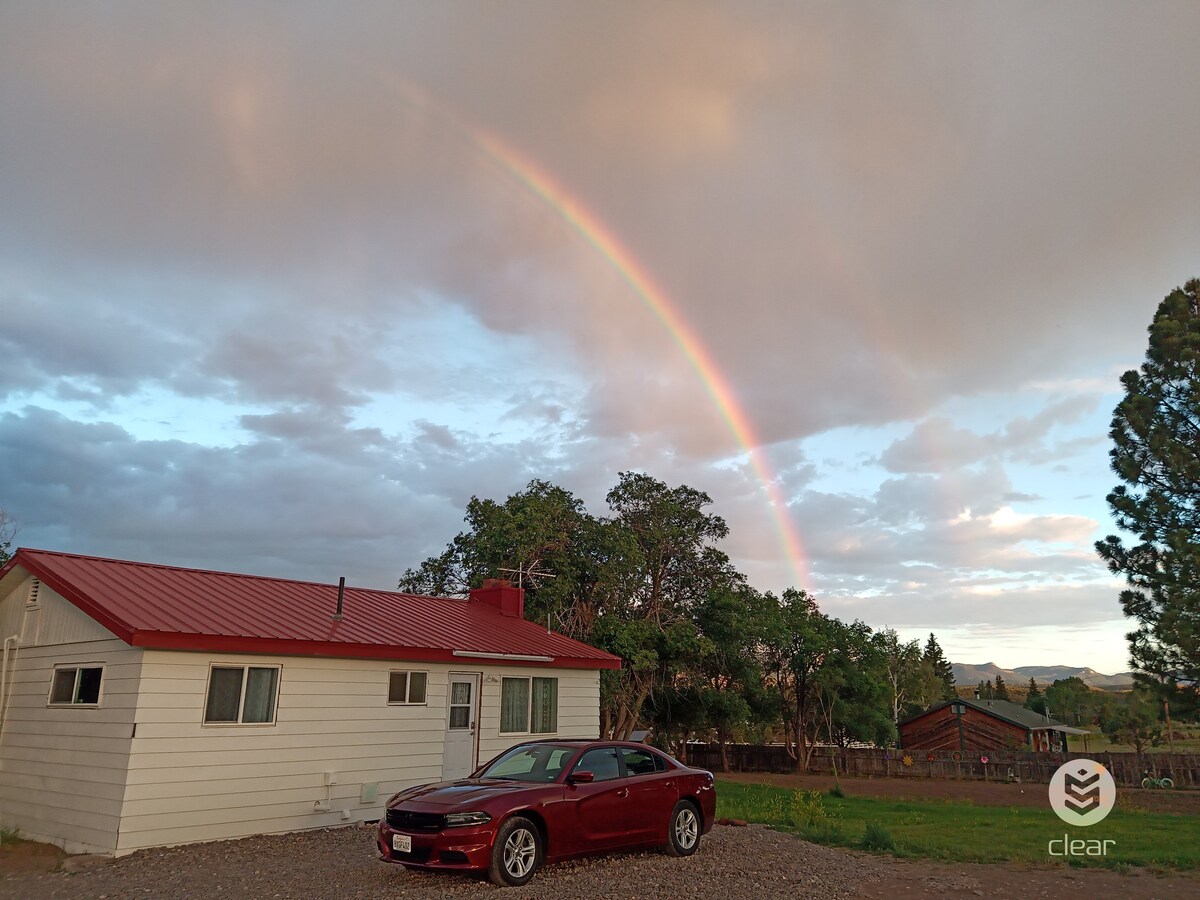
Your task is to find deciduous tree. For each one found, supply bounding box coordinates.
[0,509,14,566]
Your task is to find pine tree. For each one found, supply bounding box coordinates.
[1025,678,1047,715]
[977,680,992,700]
[1096,278,1200,702]
[923,633,956,700]
[993,674,1010,701]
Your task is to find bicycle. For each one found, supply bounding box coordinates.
[1141,771,1175,789]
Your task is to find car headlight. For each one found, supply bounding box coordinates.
[442,811,492,828]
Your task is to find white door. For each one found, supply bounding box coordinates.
[441,673,479,781]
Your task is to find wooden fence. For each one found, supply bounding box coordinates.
[683,743,1200,788]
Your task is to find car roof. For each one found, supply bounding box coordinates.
[513,738,671,752]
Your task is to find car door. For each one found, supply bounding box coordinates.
[564,746,627,851]
[618,747,678,844]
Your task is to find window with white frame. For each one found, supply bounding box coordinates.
[500,676,558,734]
[48,665,103,706]
[387,670,428,704]
[203,665,280,724]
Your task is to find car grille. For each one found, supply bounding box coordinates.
[386,809,444,832]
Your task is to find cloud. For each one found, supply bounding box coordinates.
[879,396,1100,474]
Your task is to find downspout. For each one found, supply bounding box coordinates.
[0,595,35,757]
[0,634,21,758]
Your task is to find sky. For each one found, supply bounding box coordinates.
[2,2,1198,675]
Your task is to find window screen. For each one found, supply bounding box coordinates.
[203,665,280,724]
[204,667,244,722]
[530,677,557,733]
[388,672,408,703]
[500,677,530,733]
[242,667,278,723]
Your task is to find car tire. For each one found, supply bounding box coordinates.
[488,815,542,887]
[665,799,701,857]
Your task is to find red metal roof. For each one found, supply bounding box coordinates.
[0,549,620,670]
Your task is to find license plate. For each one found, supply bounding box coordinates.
[392,834,412,853]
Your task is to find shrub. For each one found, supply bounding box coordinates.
[860,822,896,852]
[789,789,840,830]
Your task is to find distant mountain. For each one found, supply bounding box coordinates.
[951,662,1136,691]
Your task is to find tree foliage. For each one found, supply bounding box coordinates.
[401,473,952,758]
[1045,676,1092,727]
[992,674,1010,701]
[1101,694,1163,754]
[1096,278,1200,700]
[923,634,956,701]
[0,509,14,567]
[1024,678,1047,716]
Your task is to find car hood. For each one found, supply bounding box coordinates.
[388,778,549,810]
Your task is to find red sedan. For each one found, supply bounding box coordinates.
[377,739,716,886]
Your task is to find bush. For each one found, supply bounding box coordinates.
[860,821,895,852]
[788,790,840,830]
[828,784,845,799]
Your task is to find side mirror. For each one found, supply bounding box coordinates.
[569,770,595,784]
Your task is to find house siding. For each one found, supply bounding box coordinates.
[0,579,140,854]
[118,650,601,854]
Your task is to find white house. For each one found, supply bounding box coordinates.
[0,548,620,856]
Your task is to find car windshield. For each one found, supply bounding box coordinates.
[478,743,575,782]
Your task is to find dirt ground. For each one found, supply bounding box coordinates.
[720,771,1200,815]
[0,841,65,877]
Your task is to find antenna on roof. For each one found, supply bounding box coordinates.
[334,576,345,622]
[499,564,556,632]
[498,564,556,589]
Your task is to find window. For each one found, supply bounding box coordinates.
[388,671,428,704]
[621,747,667,776]
[483,745,573,782]
[48,666,102,705]
[499,676,558,734]
[574,747,621,782]
[203,665,280,724]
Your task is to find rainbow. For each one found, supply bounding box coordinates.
[389,78,811,590]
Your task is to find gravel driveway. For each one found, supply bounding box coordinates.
[4,823,1196,899]
[0,822,912,899]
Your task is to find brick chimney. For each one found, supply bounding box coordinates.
[469,578,525,618]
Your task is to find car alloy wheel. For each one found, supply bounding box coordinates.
[489,815,542,887]
[665,800,701,856]
[504,826,537,877]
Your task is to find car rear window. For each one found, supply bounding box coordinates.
[621,747,665,776]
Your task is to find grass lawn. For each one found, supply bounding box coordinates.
[716,780,1200,871]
